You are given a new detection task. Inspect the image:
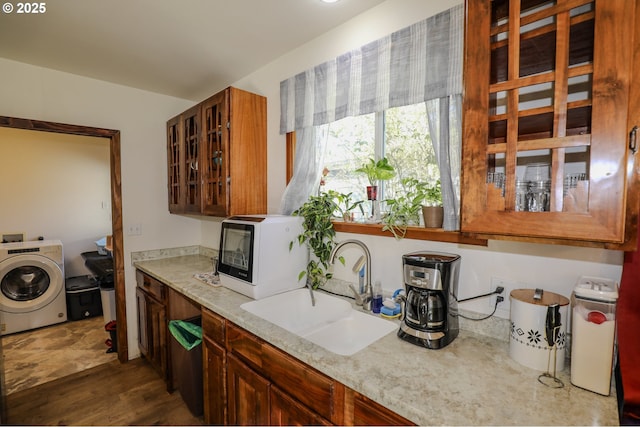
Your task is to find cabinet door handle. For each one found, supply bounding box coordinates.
[630,126,638,154]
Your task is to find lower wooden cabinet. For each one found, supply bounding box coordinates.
[135,274,167,381]
[201,307,414,426]
[225,344,334,426]
[227,353,270,426]
[226,322,339,424]
[202,308,227,424]
[202,335,226,424]
[135,287,149,356]
[136,271,415,424]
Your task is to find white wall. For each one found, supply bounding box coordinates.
[0,127,111,278]
[202,0,624,319]
[0,57,199,357]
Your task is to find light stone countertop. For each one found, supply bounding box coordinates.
[134,254,619,426]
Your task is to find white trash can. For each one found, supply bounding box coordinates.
[100,283,116,324]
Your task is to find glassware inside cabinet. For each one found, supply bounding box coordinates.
[484,0,594,215]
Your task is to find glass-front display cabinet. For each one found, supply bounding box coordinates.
[461,0,638,247]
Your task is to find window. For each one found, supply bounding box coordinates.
[279,5,464,232]
[322,103,440,220]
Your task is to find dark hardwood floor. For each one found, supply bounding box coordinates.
[6,358,203,426]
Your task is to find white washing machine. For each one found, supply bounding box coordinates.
[0,240,67,335]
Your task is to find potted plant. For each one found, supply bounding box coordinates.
[356,156,396,189]
[290,191,344,289]
[355,157,395,219]
[421,179,443,228]
[334,191,365,222]
[382,178,428,239]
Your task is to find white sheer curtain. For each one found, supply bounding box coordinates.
[280,125,329,215]
[426,95,462,230]
[279,4,463,220]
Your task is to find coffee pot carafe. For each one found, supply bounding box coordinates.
[405,288,446,329]
[398,252,460,349]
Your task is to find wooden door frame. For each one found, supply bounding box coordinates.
[0,116,128,363]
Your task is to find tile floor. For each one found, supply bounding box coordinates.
[2,315,117,395]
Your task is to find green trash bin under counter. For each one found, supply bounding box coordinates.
[168,317,203,416]
[169,319,202,350]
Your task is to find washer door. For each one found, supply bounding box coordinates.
[0,255,64,313]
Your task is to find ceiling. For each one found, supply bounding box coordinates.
[0,0,386,101]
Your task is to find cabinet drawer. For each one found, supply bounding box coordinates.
[271,385,332,426]
[136,270,165,302]
[352,391,415,426]
[263,344,338,422]
[226,322,265,370]
[202,308,226,345]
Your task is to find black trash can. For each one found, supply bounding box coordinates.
[168,317,203,417]
[65,275,103,320]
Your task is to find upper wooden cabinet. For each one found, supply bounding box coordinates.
[461,0,639,248]
[167,105,200,214]
[167,86,267,217]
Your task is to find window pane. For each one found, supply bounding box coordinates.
[321,103,439,221]
[384,103,439,200]
[323,114,375,203]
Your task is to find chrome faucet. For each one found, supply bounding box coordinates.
[329,239,373,311]
[306,280,316,307]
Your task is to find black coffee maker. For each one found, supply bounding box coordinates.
[398,252,461,349]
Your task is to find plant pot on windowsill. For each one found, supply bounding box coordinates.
[335,191,364,223]
[422,205,444,228]
[366,185,378,201]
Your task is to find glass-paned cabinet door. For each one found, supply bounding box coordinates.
[182,105,201,213]
[462,0,635,244]
[201,91,229,216]
[167,116,181,213]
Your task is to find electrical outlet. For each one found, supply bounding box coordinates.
[490,277,520,319]
[127,223,142,236]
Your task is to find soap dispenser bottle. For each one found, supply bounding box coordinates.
[372,281,383,313]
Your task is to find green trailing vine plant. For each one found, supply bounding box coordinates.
[289,191,345,289]
[382,178,428,239]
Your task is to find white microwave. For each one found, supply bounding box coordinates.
[217,215,307,299]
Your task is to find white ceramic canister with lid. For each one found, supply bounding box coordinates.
[509,289,570,372]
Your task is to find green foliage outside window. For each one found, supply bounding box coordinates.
[322,103,440,221]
